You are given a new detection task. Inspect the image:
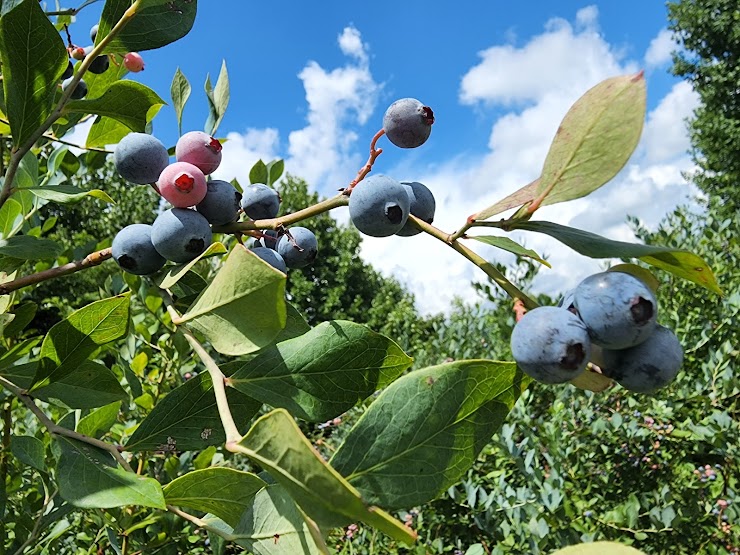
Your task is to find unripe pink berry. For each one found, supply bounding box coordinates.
[70,46,86,60]
[175,131,222,175]
[123,52,145,72]
[157,162,207,208]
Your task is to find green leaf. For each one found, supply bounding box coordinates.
[550,542,646,555]
[178,246,286,356]
[97,0,197,53]
[231,483,328,554]
[17,151,39,188]
[77,401,121,439]
[277,303,310,342]
[3,301,37,337]
[11,435,45,471]
[124,372,261,452]
[537,72,646,206]
[164,468,266,527]
[170,67,191,136]
[0,236,62,259]
[468,235,550,267]
[204,61,229,136]
[234,409,415,545]
[228,321,412,422]
[32,293,130,390]
[155,241,227,290]
[56,436,165,509]
[0,0,68,147]
[65,81,166,133]
[4,361,127,409]
[267,160,284,187]
[0,198,22,238]
[21,185,115,205]
[330,360,528,510]
[510,220,721,295]
[86,116,131,148]
[249,160,268,185]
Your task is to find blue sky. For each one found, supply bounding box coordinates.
[68,2,697,314]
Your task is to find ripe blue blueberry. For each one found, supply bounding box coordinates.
[90,24,99,42]
[383,98,434,149]
[241,183,280,220]
[151,208,212,263]
[277,227,318,268]
[62,77,87,100]
[114,132,170,185]
[112,224,166,275]
[259,229,279,249]
[573,271,657,349]
[349,174,410,237]
[396,181,436,237]
[251,247,287,273]
[557,288,577,313]
[61,60,73,80]
[601,325,683,394]
[195,180,242,225]
[510,306,592,384]
[88,54,109,74]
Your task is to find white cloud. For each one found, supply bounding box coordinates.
[359,9,699,315]
[338,26,368,64]
[212,128,280,184]
[645,28,675,68]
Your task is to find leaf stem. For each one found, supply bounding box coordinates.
[160,291,243,444]
[0,248,112,296]
[0,0,141,211]
[407,215,539,309]
[0,375,133,471]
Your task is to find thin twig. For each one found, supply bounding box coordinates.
[0,375,133,472]
[346,129,385,192]
[0,248,112,295]
[166,504,237,541]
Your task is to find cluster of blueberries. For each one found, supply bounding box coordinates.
[511,271,684,394]
[61,24,145,100]
[111,130,317,276]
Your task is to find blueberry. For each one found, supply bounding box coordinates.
[573,271,658,349]
[196,180,242,225]
[112,224,166,275]
[90,24,99,42]
[114,132,170,185]
[510,306,592,384]
[277,227,318,268]
[241,184,280,220]
[601,325,684,394]
[151,208,212,263]
[175,131,222,175]
[123,52,145,73]
[251,247,287,273]
[396,181,436,237]
[349,174,410,237]
[61,60,73,80]
[157,161,208,208]
[259,229,279,249]
[62,77,87,100]
[383,98,434,148]
[88,54,109,74]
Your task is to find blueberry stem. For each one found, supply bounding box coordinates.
[346,128,385,192]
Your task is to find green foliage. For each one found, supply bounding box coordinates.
[669,0,740,215]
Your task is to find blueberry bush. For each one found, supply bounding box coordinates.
[0,1,725,553]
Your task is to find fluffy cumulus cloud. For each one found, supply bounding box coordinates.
[360,8,700,314]
[645,28,675,68]
[215,25,379,193]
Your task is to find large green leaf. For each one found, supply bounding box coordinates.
[65,81,165,133]
[536,72,646,206]
[227,321,412,422]
[510,220,721,294]
[179,246,287,356]
[155,241,226,290]
[56,436,165,509]
[330,361,528,510]
[11,435,45,471]
[20,185,114,205]
[0,0,68,147]
[164,468,266,527]
[31,293,130,390]
[86,116,131,148]
[0,198,22,238]
[0,236,62,259]
[3,361,127,409]
[170,67,191,136]
[234,409,415,545]
[97,0,196,53]
[124,372,261,452]
[77,401,121,439]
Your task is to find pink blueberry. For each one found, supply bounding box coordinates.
[123,52,145,72]
[157,162,207,208]
[175,131,223,175]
